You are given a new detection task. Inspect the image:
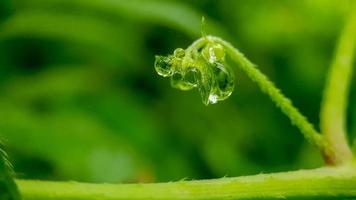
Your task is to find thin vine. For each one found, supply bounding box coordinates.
[320,7,356,165]
[16,163,356,200]
[155,35,329,159]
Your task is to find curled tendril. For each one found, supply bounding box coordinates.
[154,41,235,105]
[155,34,332,163]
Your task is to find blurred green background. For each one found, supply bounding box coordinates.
[0,0,355,183]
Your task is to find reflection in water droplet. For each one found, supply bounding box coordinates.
[211,62,234,101]
[196,61,213,105]
[199,82,212,105]
[154,55,173,77]
[196,59,234,105]
[184,68,201,86]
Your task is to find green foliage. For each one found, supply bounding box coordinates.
[0,0,355,199]
[0,0,354,186]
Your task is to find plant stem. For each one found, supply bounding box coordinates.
[320,6,356,165]
[188,36,327,155]
[16,163,356,200]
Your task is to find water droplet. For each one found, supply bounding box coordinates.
[208,94,218,104]
[212,45,225,60]
[211,62,234,101]
[184,68,201,86]
[202,44,225,63]
[154,55,173,77]
[154,44,234,106]
[197,60,234,105]
[173,48,185,58]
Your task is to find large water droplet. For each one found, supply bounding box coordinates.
[197,60,234,105]
[184,68,201,87]
[212,62,234,100]
[154,55,173,77]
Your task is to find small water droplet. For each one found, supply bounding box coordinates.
[208,94,218,104]
[154,55,173,77]
[173,48,185,58]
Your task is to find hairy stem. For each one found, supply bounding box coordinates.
[16,163,356,200]
[320,6,356,165]
[188,36,328,155]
